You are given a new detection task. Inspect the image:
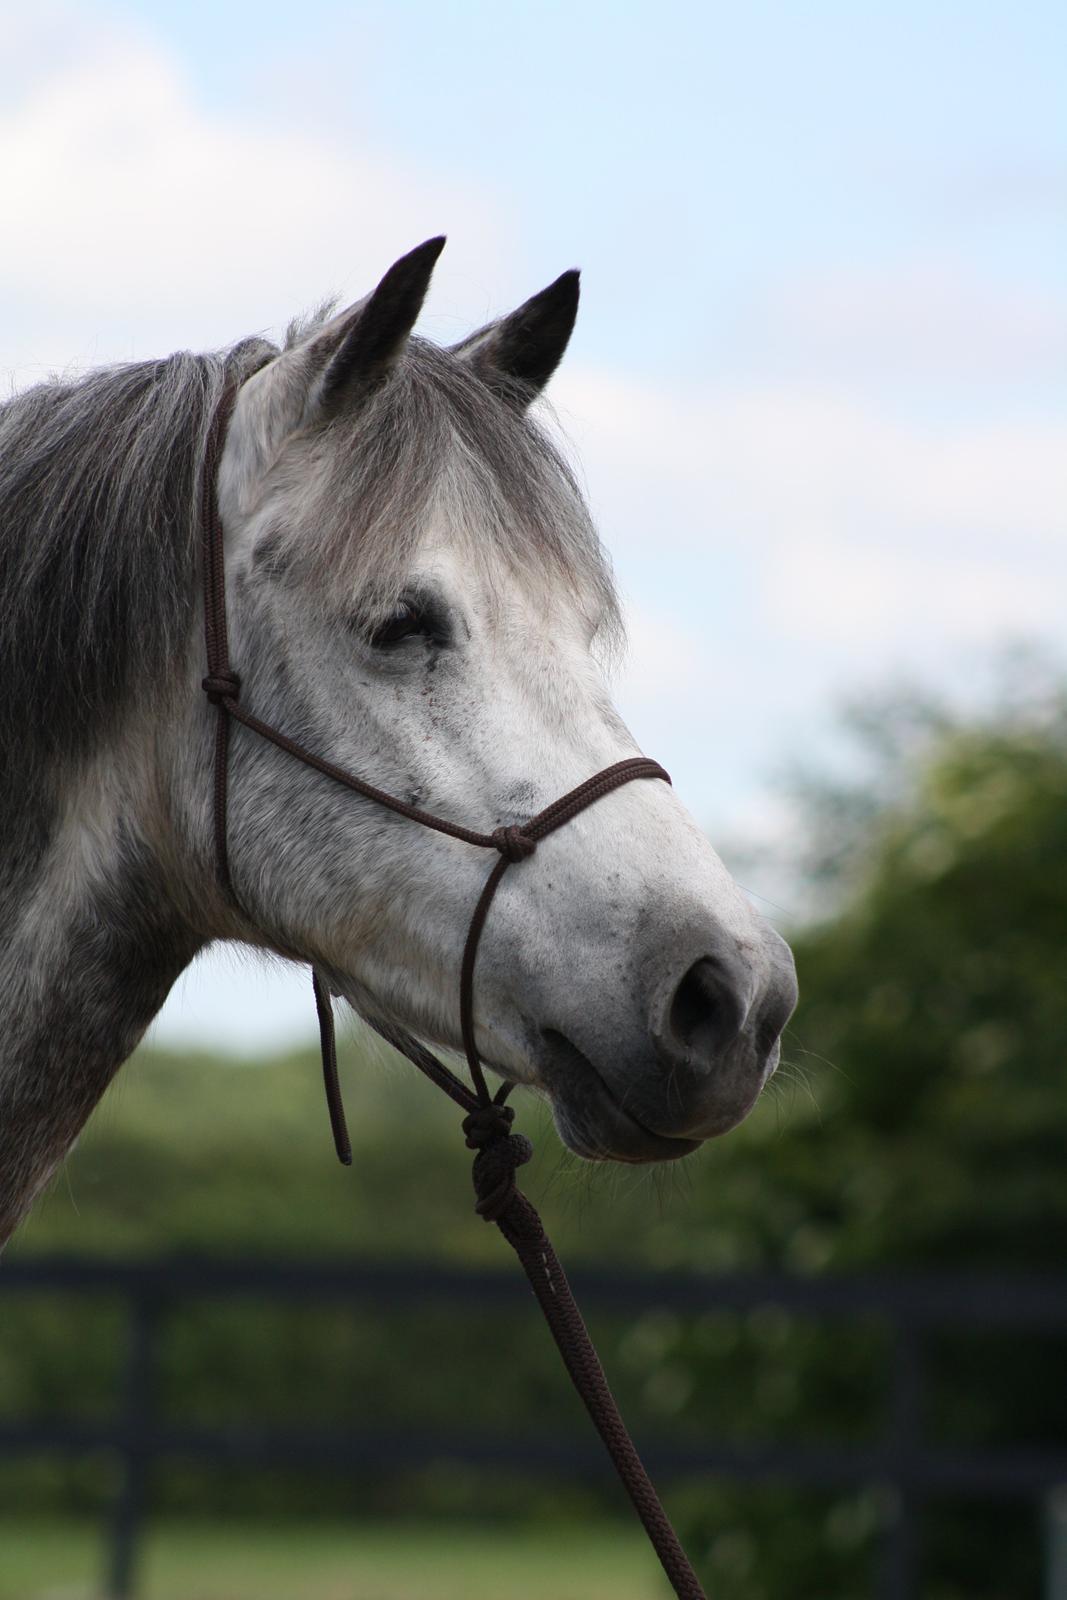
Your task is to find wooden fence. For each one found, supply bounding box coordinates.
[1,1258,1065,1599]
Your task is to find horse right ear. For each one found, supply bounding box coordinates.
[226,239,445,507]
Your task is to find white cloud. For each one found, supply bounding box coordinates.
[747,260,1067,381]
[557,369,1065,546]
[932,159,1067,224]
[614,601,723,709]
[764,538,1063,644]
[0,19,511,375]
[552,366,1067,654]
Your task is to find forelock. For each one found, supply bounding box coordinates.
[271,336,623,647]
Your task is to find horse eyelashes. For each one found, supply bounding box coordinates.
[370,600,424,647]
[367,591,453,651]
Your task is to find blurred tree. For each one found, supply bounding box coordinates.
[676,653,1067,1598]
[766,652,1067,1274]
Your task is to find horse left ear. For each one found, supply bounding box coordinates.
[320,236,446,404]
[224,239,445,511]
[453,270,580,406]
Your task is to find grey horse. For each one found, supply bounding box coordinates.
[0,239,797,1246]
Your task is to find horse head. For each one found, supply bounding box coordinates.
[183,238,798,1163]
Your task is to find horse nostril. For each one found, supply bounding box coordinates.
[667,957,747,1060]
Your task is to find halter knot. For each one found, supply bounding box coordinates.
[492,825,536,863]
[462,1100,515,1149]
[202,671,241,704]
[469,1127,534,1222]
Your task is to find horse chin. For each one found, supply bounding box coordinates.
[534,1032,702,1166]
[554,1102,702,1165]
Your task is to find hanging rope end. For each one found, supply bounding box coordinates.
[467,1127,533,1223]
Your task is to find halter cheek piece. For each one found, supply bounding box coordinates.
[199,385,706,1599]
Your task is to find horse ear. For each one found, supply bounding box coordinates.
[453,270,580,406]
[226,239,445,507]
[318,235,445,405]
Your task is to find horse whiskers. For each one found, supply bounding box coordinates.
[783,1036,853,1086]
[765,1057,823,1121]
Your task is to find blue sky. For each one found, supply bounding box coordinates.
[4,1,1064,1047]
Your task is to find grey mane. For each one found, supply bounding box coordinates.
[0,336,275,787]
[0,317,620,879]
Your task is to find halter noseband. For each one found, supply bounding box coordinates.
[198,383,706,1600]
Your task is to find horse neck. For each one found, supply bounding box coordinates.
[0,739,201,1247]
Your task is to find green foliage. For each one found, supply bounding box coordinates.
[671,671,1067,1597]
[779,683,1067,1273]
[3,663,1065,1597]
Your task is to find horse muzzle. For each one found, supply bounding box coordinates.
[533,930,798,1163]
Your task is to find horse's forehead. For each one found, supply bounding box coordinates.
[237,372,621,650]
[414,512,597,631]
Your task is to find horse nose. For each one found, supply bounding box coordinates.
[659,932,798,1075]
[666,956,749,1060]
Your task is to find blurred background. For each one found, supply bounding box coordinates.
[1,1,1065,1596]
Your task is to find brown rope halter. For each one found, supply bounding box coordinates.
[200,385,708,1599]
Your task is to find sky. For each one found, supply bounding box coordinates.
[3,0,1064,1049]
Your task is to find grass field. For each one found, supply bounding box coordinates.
[0,1518,667,1600]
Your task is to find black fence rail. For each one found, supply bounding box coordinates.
[1,1257,1065,1599]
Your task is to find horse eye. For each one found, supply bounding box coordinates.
[371,600,423,647]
